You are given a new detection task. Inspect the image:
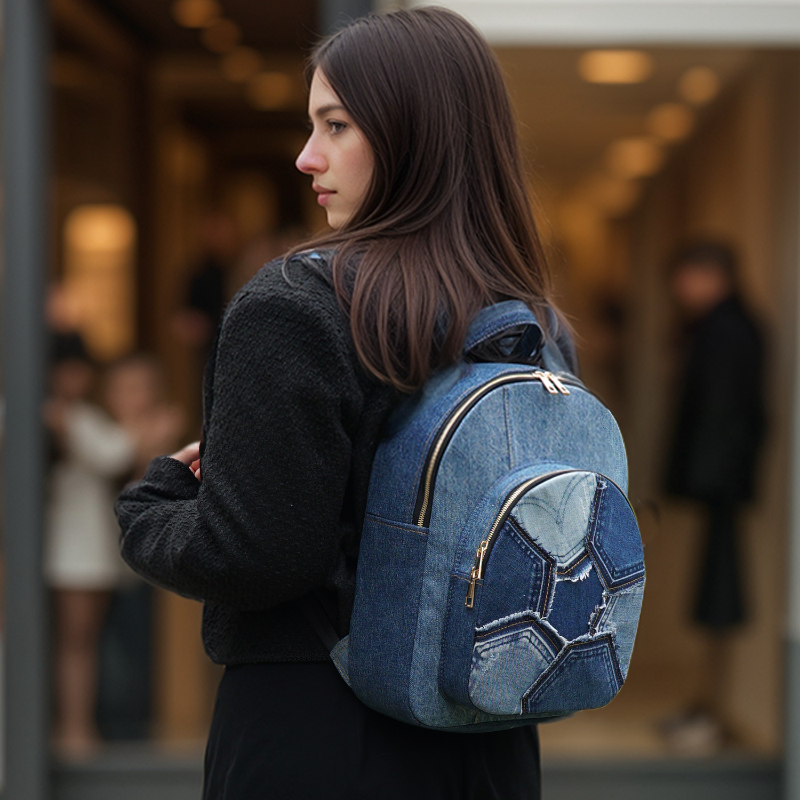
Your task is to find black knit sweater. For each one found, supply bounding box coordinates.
[116,254,399,663]
[116,252,576,665]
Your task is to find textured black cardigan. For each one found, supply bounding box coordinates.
[117,254,399,663]
[116,253,576,665]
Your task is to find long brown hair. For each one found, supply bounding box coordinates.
[297,6,555,392]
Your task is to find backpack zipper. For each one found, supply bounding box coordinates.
[464,470,634,608]
[413,370,576,528]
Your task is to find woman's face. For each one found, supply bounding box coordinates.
[296,70,374,230]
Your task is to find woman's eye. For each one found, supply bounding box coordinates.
[328,120,347,134]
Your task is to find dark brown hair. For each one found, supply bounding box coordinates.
[297,6,555,392]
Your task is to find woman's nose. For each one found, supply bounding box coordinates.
[296,138,326,175]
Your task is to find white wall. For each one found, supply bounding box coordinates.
[409,0,800,45]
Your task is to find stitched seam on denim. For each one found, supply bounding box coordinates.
[607,574,646,591]
[507,516,556,611]
[473,628,554,666]
[364,513,429,536]
[507,516,555,615]
[438,575,459,696]
[474,615,561,653]
[556,473,583,528]
[475,616,538,639]
[504,387,514,470]
[555,552,590,576]
[592,535,644,582]
[585,478,607,589]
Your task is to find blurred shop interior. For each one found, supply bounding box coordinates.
[37,0,800,765]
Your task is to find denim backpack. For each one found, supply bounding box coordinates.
[320,300,645,730]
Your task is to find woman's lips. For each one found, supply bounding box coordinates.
[314,185,335,207]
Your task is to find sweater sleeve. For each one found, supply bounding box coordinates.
[115,283,363,610]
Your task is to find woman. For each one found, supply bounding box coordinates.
[45,347,135,755]
[116,7,574,798]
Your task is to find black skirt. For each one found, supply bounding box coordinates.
[203,661,541,800]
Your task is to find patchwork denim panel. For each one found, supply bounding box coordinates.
[546,560,605,642]
[594,579,645,679]
[587,477,645,590]
[523,635,622,714]
[439,468,643,720]
[476,519,555,627]
[469,614,561,715]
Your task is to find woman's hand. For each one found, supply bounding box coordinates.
[170,441,201,481]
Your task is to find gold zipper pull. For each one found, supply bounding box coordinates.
[465,541,489,608]
[476,540,489,578]
[534,370,558,394]
[466,567,478,608]
[549,374,571,395]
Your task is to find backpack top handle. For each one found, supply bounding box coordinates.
[463,300,544,364]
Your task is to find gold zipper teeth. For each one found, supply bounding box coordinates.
[417,371,571,527]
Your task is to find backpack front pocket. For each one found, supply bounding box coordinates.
[438,468,644,717]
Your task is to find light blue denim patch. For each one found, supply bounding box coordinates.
[469,614,561,715]
[512,471,598,567]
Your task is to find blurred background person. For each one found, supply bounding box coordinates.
[663,241,767,748]
[104,354,186,480]
[43,342,136,757]
[96,354,186,741]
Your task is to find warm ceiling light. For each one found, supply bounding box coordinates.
[221,47,264,82]
[247,72,295,110]
[606,137,664,178]
[171,0,221,28]
[679,67,721,105]
[201,19,241,54]
[578,50,653,84]
[65,205,136,254]
[647,103,695,142]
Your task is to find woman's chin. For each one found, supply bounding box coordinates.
[326,211,344,230]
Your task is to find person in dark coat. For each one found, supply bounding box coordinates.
[666,241,766,629]
[663,241,766,748]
